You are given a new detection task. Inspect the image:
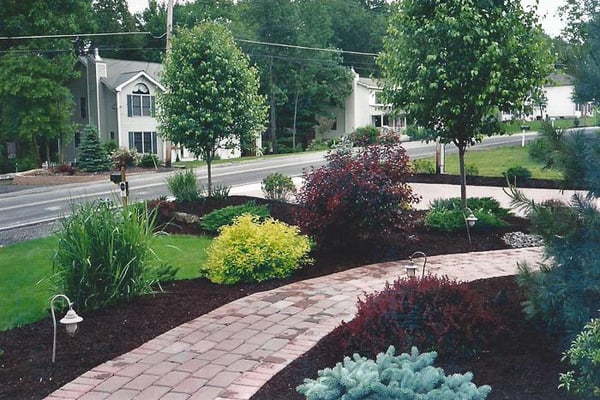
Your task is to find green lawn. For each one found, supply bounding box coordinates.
[0,234,212,331]
[425,145,563,180]
[502,116,595,134]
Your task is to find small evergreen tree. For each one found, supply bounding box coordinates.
[77,125,111,172]
[508,129,600,342]
[297,346,491,400]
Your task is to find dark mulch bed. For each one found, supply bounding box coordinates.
[0,177,574,399]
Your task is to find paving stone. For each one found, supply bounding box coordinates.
[155,371,190,387]
[124,374,161,391]
[105,389,140,400]
[192,364,225,380]
[207,371,241,388]
[172,377,208,394]
[133,385,171,400]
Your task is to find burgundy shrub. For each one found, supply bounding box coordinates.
[340,275,504,359]
[295,139,419,247]
[55,164,76,175]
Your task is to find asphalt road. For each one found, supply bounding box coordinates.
[0,132,539,231]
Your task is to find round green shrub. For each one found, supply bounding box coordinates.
[140,153,159,168]
[200,201,270,234]
[166,169,202,202]
[261,172,296,202]
[503,166,532,185]
[298,346,491,400]
[202,214,313,284]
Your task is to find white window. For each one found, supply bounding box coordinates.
[128,131,158,154]
[127,83,155,117]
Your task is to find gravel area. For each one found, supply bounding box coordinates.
[0,220,58,247]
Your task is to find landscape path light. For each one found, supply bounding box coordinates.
[50,294,83,364]
[464,207,478,248]
[406,251,427,279]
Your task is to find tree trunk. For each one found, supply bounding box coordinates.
[269,56,277,154]
[206,156,213,198]
[458,144,467,209]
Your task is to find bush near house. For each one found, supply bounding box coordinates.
[77,125,111,172]
[297,346,491,400]
[295,138,419,247]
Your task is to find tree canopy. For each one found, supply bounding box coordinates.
[559,0,600,105]
[158,22,267,194]
[378,0,553,207]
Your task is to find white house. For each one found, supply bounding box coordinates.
[538,73,594,120]
[323,69,405,140]
[67,50,247,163]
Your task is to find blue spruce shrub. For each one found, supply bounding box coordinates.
[297,346,491,400]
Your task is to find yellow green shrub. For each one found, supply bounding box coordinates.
[202,214,313,284]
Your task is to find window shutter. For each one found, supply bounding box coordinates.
[128,131,134,149]
[127,95,132,117]
[152,132,157,154]
[151,96,156,117]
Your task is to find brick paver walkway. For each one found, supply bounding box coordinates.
[46,247,543,400]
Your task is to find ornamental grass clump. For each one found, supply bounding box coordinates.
[202,214,312,284]
[52,200,175,312]
[297,346,491,400]
[166,169,203,202]
[340,276,502,359]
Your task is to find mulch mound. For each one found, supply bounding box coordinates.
[0,178,574,399]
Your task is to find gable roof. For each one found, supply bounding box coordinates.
[546,73,575,87]
[77,55,163,90]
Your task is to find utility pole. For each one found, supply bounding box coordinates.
[163,0,174,167]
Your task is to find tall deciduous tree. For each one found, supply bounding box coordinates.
[378,0,553,207]
[0,0,94,165]
[158,22,267,195]
[559,0,600,105]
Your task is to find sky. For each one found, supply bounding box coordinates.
[127,0,567,38]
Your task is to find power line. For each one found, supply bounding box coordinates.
[235,38,377,57]
[0,31,377,58]
[0,32,165,40]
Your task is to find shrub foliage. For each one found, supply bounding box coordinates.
[425,197,510,233]
[202,215,312,284]
[52,201,174,312]
[295,139,419,246]
[261,172,296,202]
[559,317,600,398]
[297,346,491,400]
[200,201,270,234]
[166,169,203,202]
[339,276,502,359]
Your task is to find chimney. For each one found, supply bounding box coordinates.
[94,48,102,61]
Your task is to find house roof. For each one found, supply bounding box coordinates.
[101,58,163,89]
[546,73,575,87]
[78,55,163,90]
[357,76,381,90]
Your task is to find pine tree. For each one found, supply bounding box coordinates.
[77,125,111,172]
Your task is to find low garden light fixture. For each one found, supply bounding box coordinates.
[406,251,427,279]
[465,208,478,227]
[464,207,478,247]
[50,294,83,364]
